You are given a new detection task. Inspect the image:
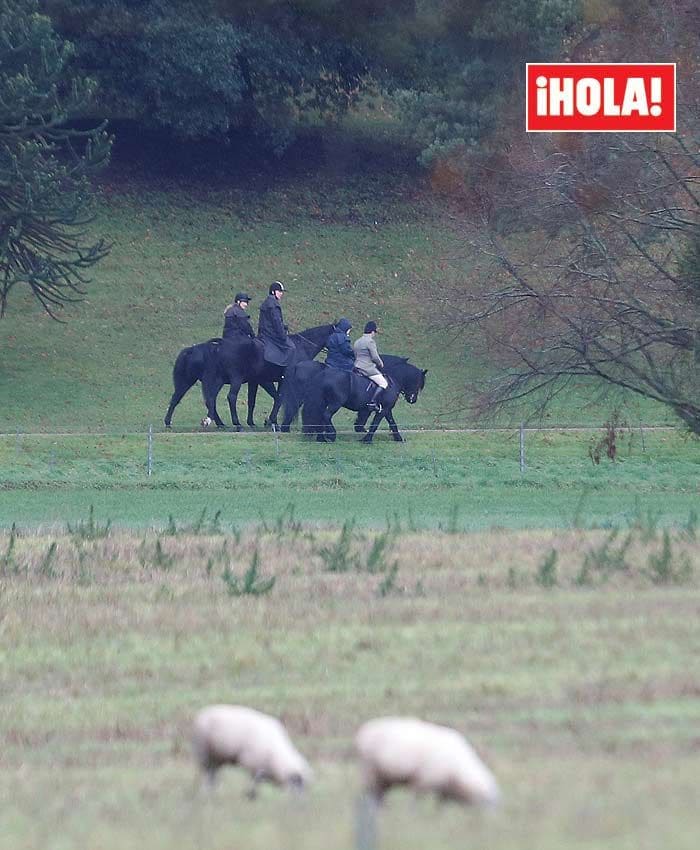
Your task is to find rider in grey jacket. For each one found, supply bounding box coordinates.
[353,321,387,411]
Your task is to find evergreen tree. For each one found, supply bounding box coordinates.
[40,1,579,158]
[0,0,111,319]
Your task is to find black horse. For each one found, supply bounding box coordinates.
[200,324,333,430]
[164,337,276,430]
[164,338,223,429]
[164,325,332,430]
[281,355,427,443]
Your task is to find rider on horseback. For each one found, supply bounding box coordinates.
[325,318,354,371]
[222,293,255,340]
[353,321,388,412]
[258,281,295,367]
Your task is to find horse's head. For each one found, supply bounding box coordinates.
[396,363,428,404]
[382,355,428,405]
[402,367,427,404]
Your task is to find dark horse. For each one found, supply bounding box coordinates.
[200,324,333,430]
[164,338,222,429]
[163,325,332,430]
[281,355,427,443]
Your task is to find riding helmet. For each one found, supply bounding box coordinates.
[364,320,378,333]
[269,281,286,294]
[235,292,251,303]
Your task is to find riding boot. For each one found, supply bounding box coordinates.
[366,383,383,412]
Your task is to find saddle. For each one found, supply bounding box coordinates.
[351,369,377,397]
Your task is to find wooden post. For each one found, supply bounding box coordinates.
[147,424,153,477]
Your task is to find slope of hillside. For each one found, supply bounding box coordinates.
[0,126,672,433]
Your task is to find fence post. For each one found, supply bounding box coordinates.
[272,422,280,457]
[147,424,153,477]
[519,422,526,473]
[354,795,377,850]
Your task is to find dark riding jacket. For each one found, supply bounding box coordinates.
[258,294,295,366]
[223,303,255,340]
[325,319,354,371]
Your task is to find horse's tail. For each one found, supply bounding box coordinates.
[172,342,215,391]
[172,346,196,392]
[300,378,326,435]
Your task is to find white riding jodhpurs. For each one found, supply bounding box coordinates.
[369,373,388,389]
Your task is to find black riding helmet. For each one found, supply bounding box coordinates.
[269,281,286,295]
[364,320,378,333]
[235,292,251,303]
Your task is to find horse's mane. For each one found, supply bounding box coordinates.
[383,354,410,366]
[290,323,333,337]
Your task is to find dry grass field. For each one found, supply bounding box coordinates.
[2,524,699,849]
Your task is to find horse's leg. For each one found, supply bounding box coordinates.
[353,408,371,433]
[164,378,197,429]
[384,407,404,442]
[360,411,385,444]
[322,403,343,443]
[315,399,333,443]
[202,376,228,429]
[316,406,329,442]
[227,380,244,431]
[247,382,259,429]
[264,381,283,428]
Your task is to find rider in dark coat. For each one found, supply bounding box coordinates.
[325,318,354,371]
[258,281,296,367]
[222,293,255,340]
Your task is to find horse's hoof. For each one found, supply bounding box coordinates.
[393,435,405,443]
[360,436,373,444]
[280,426,290,434]
[316,434,327,443]
[164,421,172,430]
[201,417,212,429]
[247,422,258,430]
[354,425,367,433]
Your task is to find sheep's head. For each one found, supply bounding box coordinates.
[288,773,306,793]
[285,758,313,793]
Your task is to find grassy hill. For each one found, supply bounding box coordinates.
[0,125,674,434]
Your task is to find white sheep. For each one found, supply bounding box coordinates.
[192,704,312,797]
[355,716,500,807]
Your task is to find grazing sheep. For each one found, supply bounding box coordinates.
[355,716,500,807]
[192,704,312,797]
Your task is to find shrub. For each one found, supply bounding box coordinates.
[221,549,276,596]
[66,506,111,540]
[646,531,693,585]
[535,549,558,588]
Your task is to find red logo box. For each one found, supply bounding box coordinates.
[526,63,676,132]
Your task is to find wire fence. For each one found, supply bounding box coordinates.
[0,425,677,438]
[0,421,676,483]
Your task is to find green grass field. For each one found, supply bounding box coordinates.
[0,130,674,433]
[0,430,697,531]
[2,523,699,850]
[1,132,699,850]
